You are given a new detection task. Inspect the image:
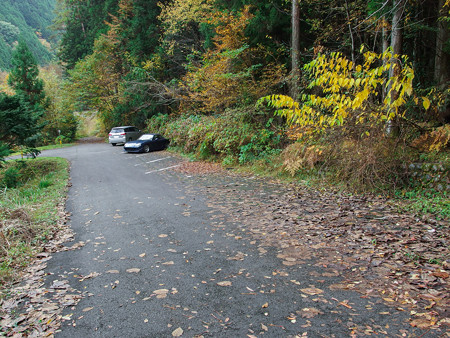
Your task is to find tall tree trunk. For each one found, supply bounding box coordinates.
[387,0,405,136]
[435,0,449,87]
[290,0,300,100]
[382,19,390,101]
[390,0,404,70]
[344,0,355,65]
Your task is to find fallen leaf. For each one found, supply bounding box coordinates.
[139,253,146,258]
[297,307,323,318]
[410,318,436,329]
[217,281,232,287]
[262,302,269,308]
[82,307,94,312]
[106,270,120,274]
[126,268,141,273]
[172,327,183,337]
[300,287,323,296]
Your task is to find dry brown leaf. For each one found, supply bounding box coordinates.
[297,307,323,318]
[410,318,436,329]
[126,268,141,273]
[172,327,183,337]
[217,281,232,287]
[300,287,323,296]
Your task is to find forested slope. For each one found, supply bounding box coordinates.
[0,0,56,70]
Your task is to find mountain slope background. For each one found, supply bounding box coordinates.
[0,0,56,70]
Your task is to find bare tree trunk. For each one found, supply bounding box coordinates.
[382,18,390,101]
[390,0,404,73]
[387,0,405,136]
[290,0,300,100]
[435,0,449,87]
[344,0,355,65]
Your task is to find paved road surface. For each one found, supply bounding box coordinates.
[38,143,432,337]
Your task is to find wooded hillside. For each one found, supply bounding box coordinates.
[1,0,449,198]
[0,0,55,70]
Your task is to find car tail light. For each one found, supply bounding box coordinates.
[109,133,112,136]
[120,133,126,135]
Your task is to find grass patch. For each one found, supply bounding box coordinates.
[0,157,69,295]
[10,143,74,157]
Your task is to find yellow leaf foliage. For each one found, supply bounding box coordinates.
[258,48,417,138]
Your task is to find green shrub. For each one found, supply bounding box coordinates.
[146,107,285,164]
[2,167,20,188]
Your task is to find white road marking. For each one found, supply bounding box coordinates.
[145,164,181,174]
[146,156,171,163]
[135,156,172,166]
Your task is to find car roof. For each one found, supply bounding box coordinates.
[112,126,135,129]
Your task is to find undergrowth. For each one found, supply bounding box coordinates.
[148,108,448,220]
[0,157,69,293]
[147,106,286,165]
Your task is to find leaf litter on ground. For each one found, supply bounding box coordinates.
[185,171,449,331]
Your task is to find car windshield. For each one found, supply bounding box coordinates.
[111,128,124,133]
[139,134,154,140]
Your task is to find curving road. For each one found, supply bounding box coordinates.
[38,143,433,337]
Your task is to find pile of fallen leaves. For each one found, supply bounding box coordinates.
[0,203,86,337]
[200,176,449,330]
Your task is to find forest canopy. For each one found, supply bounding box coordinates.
[0,0,56,70]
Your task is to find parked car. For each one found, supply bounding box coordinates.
[109,126,142,146]
[124,134,170,153]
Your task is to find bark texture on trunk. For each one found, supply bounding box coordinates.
[290,0,300,100]
[435,0,449,86]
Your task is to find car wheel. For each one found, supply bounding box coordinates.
[112,143,117,146]
[143,145,150,153]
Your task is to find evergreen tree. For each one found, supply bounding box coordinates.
[0,93,41,147]
[7,40,46,108]
[1,41,45,148]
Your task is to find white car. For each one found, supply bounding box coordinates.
[108,126,142,146]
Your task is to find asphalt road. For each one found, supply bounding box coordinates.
[39,143,432,337]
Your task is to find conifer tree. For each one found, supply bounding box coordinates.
[1,40,44,148]
[7,40,46,108]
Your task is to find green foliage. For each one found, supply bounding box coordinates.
[39,64,78,144]
[0,158,69,288]
[147,106,285,164]
[55,0,118,69]
[2,166,20,188]
[396,189,449,220]
[8,40,46,107]
[0,142,10,166]
[0,93,42,147]
[0,0,55,70]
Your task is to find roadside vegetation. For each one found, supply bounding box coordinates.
[0,0,448,292]
[0,158,69,294]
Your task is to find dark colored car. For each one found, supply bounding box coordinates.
[123,134,170,153]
